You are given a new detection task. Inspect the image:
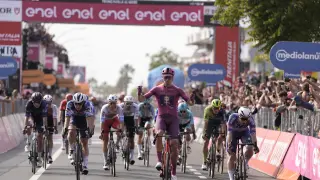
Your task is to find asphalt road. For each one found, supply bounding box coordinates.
[0,121,274,180]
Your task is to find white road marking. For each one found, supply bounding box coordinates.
[194,172,201,175]
[186,164,207,179]
[199,176,207,179]
[28,148,63,180]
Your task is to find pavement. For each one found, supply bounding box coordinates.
[0,121,274,180]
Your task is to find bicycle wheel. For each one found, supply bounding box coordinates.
[165,152,171,180]
[31,139,37,174]
[220,143,225,174]
[111,143,116,177]
[43,136,48,169]
[240,154,247,180]
[75,142,81,180]
[125,145,130,170]
[144,135,150,167]
[181,139,187,173]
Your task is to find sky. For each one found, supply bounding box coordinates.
[47,24,199,93]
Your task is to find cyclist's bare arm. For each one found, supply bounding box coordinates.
[59,110,64,123]
[64,116,71,129]
[227,131,233,144]
[202,120,208,136]
[53,105,58,127]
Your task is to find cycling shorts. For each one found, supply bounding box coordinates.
[155,114,179,139]
[102,116,120,135]
[124,116,135,138]
[139,117,152,128]
[69,115,88,138]
[226,130,253,153]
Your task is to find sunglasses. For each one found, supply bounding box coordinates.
[180,110,186,113]
[32,101,41,106]
[212,107,220,110]
[125,102,133,106]
[75,102,83,106]
[109,102,116,105]
[240,117,249,121]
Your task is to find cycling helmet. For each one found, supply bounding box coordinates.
[65,93,73,101]
[83,94,88,101]
[108,94,118,103]
[43,94,53,102]
[31,92,43,103]
[211,99,222,108]
[124,95,134,103]
[238,107,252,118]
[162,67,175,76]
[178,102,188,112]
[73,93,86,103]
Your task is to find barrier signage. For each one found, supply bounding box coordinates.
[270,41,320,72]
[187,63,226,83]
[283,71,300,79]
[0,56,18,77]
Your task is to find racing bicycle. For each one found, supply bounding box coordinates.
[105,128,121,177]
[122,126,136,171]
[153,132,172,180]
[142,126,153,167]
[234,140,254,180]
[179,131,193,173]
[74,128,86,180]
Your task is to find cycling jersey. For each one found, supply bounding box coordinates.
[227,113,256,134]
[120,103,139,119]
[65,100,93,118]
[178,109,194,131]
[138,102,155,119]
[47,104,58,125]
[88,101,96,115]
[100,104,124,123]
[25,100,47,118]
[59,99,67,111]
[203,105,227,122]
[144,84,189,117]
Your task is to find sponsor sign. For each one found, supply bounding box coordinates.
[22,1,204,26]
[214,26,239,86]
[0,1,22,22]
[69,66,86,83]
[0,22,22,45]
[0,45,22,57]
[187,63,226,83]
[27,43,40,62]
[0,56,18,77]
[283,71,301,79]
[45,54,54,69]
[270,41,320,72]
[57,63,64,75]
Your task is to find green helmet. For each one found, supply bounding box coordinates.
[211,99,222,108]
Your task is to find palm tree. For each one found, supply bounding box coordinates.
[117,64,135,94]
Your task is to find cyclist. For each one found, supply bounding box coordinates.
[137,98,155,160]
[137,67,194,180]
[120,95,139,165]
[59,93,73,150]
[227,107,260,180]
[201,99,226,171]
[64,93,93,175]
[43,94,58,164]
[177,102,196,165]
[100,94,123,170]
[23,92,47,167]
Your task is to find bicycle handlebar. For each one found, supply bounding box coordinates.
[153,133,171,144]
[238,143,254,146]
[179,131,194,135]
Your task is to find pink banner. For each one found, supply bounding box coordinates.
[45,54,53,69]
[57,63,63,74]
[281,133,320,179]
[27,43,39,62]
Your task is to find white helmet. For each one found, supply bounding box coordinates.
[124,95,134,103]
[108,94,118,103]
[43,94,53,102]
[73,93,86,103]
[83,94,88,101]
[238,107,252,118]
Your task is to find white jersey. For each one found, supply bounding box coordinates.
[120,103,139,119]
[100,104,123,123]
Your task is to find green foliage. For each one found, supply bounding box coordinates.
[148,47,181,70]
[213,0,320,53]
[116,64,135,94]
[130,88,137,97]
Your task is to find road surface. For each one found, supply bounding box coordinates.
[0,122,273,180]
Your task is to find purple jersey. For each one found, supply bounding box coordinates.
[144,84,189,117]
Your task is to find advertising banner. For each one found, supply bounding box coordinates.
[27,43,40,62]
[270,41,320,72]
[45,54,54,69]
[0,1,22,22]
[187,63,226,83]
[0,22,21,45]
[0,56,18,77]
[22,1,204,26]
[68,66,86,83]
[214,26,239,87]
[283,71,301,79]
[0,45,22,57]
[148,64,184,89]
[57,63,64,75]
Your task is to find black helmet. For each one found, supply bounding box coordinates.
[31,92,43,103]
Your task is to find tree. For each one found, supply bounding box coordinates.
[148,47,181,70]
[212,0,320,53]
[116,64,135,94]
[131,88,137,97]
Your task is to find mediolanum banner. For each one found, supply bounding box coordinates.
[0,22,22,45]
[0,1,22,22]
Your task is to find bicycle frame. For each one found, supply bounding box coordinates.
[108,129,120,177]
[234,140,254,180]
[179,131,193,174]
[122,127,135,171]
[153,133,171,180]
[42,128,49,169]
[28,126,38,174]
[143,126,153,167]
[74,128,84,180]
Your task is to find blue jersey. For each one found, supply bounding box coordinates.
[178,109,194,125]
[88,101,95,114]
[138,102,155,119]
[25,100,47,118]
[66,100,93,117]
[227,113,256,134]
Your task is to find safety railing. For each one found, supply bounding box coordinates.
[0,99,28,117]
[189,105,320,138]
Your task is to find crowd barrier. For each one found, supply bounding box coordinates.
[190,105,320,138]
[0,100,28,117]
[0,113,25,154]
